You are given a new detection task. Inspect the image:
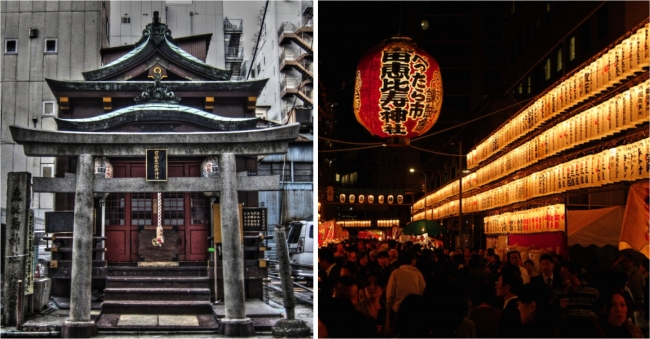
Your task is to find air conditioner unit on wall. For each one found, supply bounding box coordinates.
[29,28,38,38]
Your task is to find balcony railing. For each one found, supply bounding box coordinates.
[278,22,298,37]
[281,76,302,93]
[280,48,300,63]
[224,19,243,32]
[226,46,244,60]
[301,1,313,16]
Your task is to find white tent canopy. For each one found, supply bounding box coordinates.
[567,206,624,247]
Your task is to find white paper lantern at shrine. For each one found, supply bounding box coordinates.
[201,156,220,197]
[94,157,113,198]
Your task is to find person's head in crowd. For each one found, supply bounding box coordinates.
[508,250,522,267]
[387,239,396,249]
[478,248,485,257]
[640,258,649,277]
[395,294,429,337]
[433,248,444,262]
[365,242,373,251]
[443,248,449,256]
[464,247,472,261]
[345,246,357,261]
[621,251,637,269]
[363,272,384,301]
[471,282,500,307]
[376,251,389,268]
[318,248,336,270]
[524,259,535,277]
[517,282,551,324]
[560,260,582,285]
[425,277,470,337]
[357,240,365,252]
[336,243,345,254]
[340,261,357,278]
[468,253,483,269]
[334,275,360,306]
[539,254,555,277]
[597,288,634,327]
[400,250,417,266]
[497,265,523,299]
[368,249,377,262]
[404,241,413,250]
[388,249,399,262]
[412,243,422,253]
[356,251,369,267]
[486,248,496,263]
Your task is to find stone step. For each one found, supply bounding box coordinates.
[96,313,219,332]
[103,287,210,301]
[106,276,209,289]
[101,300,214,315]
[108,266,207,277]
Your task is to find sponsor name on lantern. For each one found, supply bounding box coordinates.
[378,47,440,136]
[146,149,168,182]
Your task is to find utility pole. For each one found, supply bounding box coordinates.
[458,140,463,249]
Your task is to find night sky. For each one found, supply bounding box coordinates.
[319,2,507,169]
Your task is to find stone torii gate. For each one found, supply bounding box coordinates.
[10,123,300,337]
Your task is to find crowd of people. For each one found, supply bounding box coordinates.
[318,238,649,338]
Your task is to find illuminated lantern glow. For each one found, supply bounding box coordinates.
[354,36,443,139]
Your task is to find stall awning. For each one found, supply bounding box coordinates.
[567,206,623,247]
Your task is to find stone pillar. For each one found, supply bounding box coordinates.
[61,154,97,338]
[218,153,254,336]
[2,172,31,326]
[271,225,310,337]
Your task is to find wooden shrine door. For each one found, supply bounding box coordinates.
[104,160,210,262]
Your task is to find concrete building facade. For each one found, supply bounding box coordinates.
[1,1,109,223]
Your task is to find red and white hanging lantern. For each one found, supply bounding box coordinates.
[354,36,443,140]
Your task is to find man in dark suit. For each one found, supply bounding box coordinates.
[318,248,341,297]
[531,254,563,290]
[496,265,523,338]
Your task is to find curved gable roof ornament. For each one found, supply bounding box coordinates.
[83,11,231,81]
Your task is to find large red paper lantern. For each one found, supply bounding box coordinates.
[354,36,443,139]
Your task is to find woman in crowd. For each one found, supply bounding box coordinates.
[596,288,644,338]
[355,251,371,283]
[355,272,387,337]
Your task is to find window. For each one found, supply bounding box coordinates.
[569,36,576,61]
[42,101,57,117]
[121,16,130,24]
[41,164,55,178]
[131,193,152,226]
[546,2,551,12]
[44,39,57,53]
[556,48,562,72]
[544,58,551,80]
[5,39,17,54]
[517,83,523,94]
[163,193,184,226]
[527,76,532,94]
